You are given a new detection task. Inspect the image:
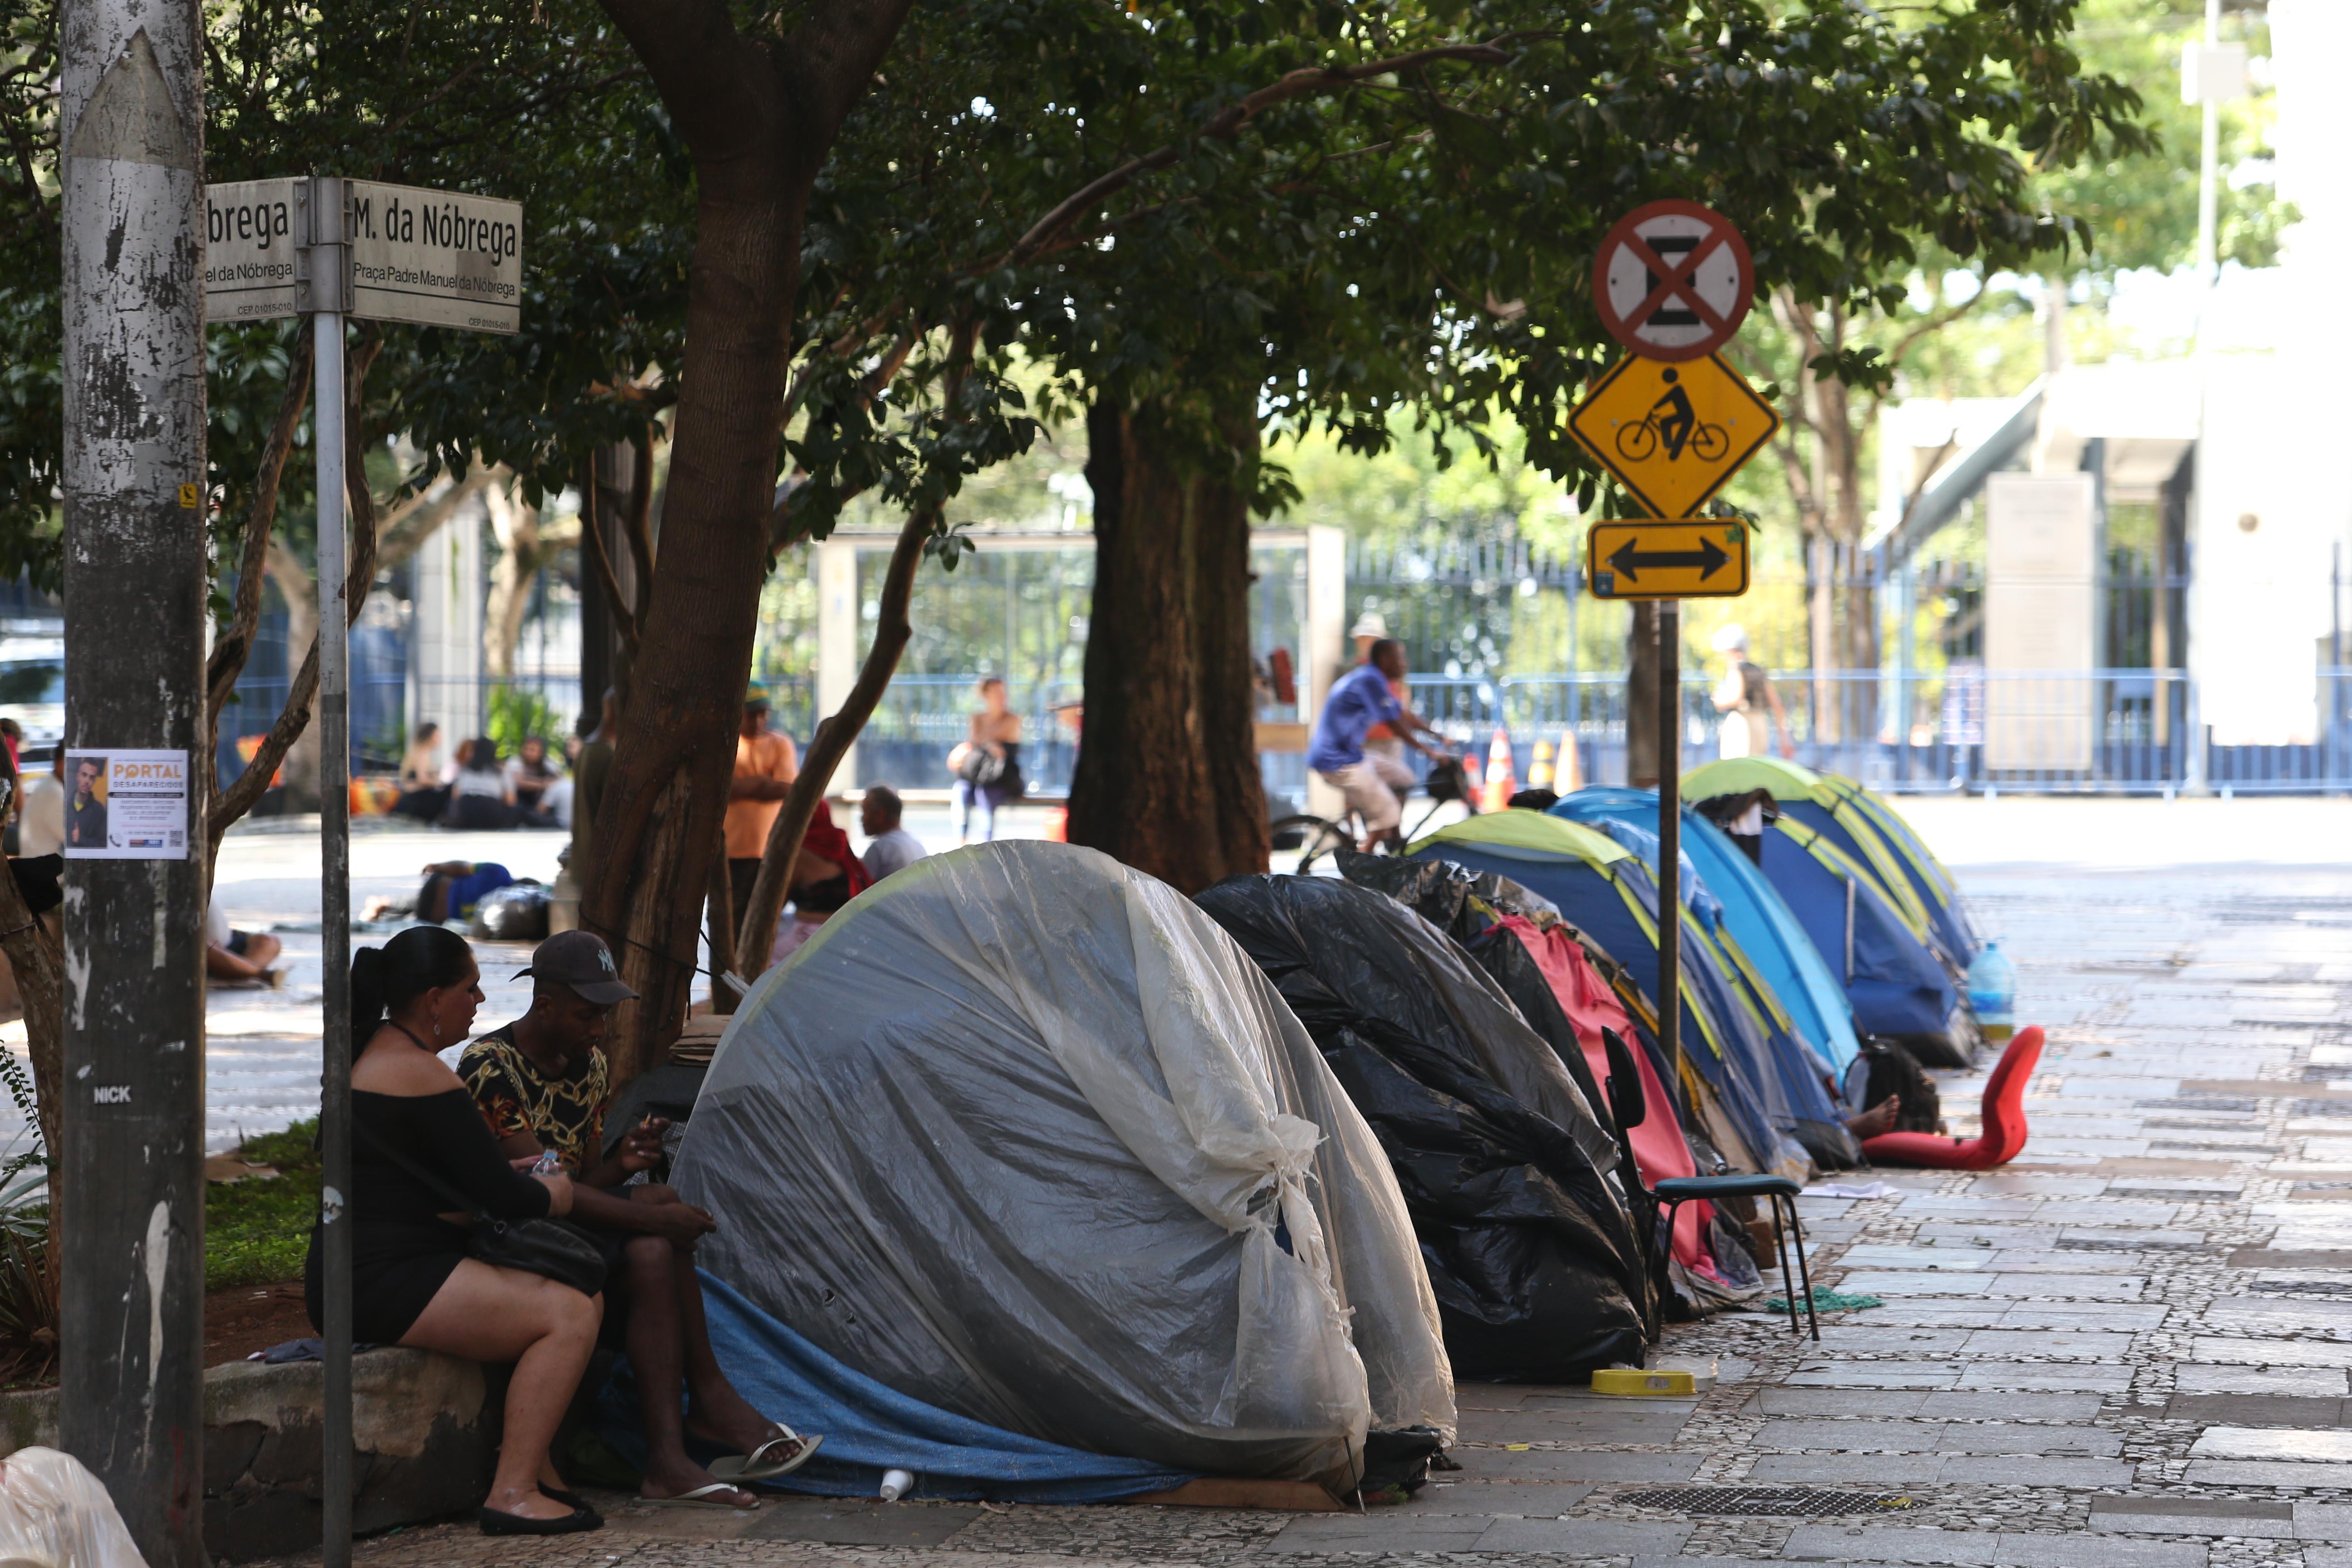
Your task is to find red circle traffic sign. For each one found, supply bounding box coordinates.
[1592,200,1754,363]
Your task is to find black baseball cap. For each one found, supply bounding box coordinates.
[517,930,639,1006]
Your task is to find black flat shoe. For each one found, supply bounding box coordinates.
[540,1487,603,1524]
[479,1504,602,1536]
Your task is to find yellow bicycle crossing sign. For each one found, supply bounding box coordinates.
[1567,352,1779,519]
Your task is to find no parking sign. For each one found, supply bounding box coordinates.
[1592,199,1754,363]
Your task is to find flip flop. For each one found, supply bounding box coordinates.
[709,1430,824,1483]
[639,1483,760,1510]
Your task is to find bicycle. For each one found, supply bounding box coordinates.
[1268,749,1479,874]
[1616,414,1728,464]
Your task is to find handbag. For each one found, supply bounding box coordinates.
[354,1120,608,1298]
[956,744,1006,787]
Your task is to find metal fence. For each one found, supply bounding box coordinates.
[1406,667,2352,796]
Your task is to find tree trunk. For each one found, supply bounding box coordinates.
[1066,394,1268,893]
[483,478,544,680]
[581,190,805,1083]
[1626,601,1661,788]
[262,537,322,808]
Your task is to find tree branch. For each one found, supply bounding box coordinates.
[623,431,657,625]
[578,456,641,658]
[206,330,314,727]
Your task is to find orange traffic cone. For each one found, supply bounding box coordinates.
[1483,727,1518,812]
[1529,739,1555,790]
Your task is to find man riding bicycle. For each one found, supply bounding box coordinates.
[1308,638,1446,850]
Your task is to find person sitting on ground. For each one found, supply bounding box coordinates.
[16,747,62,859]
[393,722,451,822]
[417,860,516,924]
[858,785,926,883]
[306,926,604,1536]
[1306,638,1444,851]
[203,894,282,986]
[768,813,873,968]
[505,736,563,819]
[445,738,524,830]
[462,931,818,1507]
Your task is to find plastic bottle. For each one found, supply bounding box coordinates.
[1968,941,2015,1044]
[878,1469,914,1502]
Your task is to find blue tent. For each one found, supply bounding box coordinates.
[1685,757,1979,971]
[1753,812,1959,1050]
[1410,812,1812,1178]
[1551,788,1861,1077]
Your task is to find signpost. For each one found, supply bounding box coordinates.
[203,176,518,1568]
[1573,199,1772,1088]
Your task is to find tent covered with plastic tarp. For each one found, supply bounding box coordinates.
[1194,873,1651,1382]
[676,842,1455,1493]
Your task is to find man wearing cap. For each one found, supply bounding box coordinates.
[461,931,820,1508]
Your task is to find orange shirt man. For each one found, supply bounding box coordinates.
[724,699,799,943]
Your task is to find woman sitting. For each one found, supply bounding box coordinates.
[444,739,521,830]
[304,926,604,1536]
[392,722,450,822]
[766,813,873,967]
[505,736,563,820]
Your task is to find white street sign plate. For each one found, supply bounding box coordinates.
[203,178,300,321]
[201,177,521,334]
[348,181,521,334]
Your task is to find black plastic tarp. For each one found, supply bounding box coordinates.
[1195,873,1651,1381]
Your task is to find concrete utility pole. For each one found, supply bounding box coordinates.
[58,1,209,1563]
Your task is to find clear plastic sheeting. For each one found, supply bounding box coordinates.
[0,1448,147,1568]
[677,842,1454,1493]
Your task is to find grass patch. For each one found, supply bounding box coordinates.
[207,1118,319,1289]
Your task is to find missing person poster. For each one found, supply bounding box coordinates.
[63,749,189,860]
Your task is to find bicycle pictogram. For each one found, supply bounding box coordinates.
[1613,366,1728,463]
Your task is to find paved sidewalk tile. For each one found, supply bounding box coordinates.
[2090,1495,2295,1539]
[1472,1518,1694,1553]
[1780,1526,2205,1565]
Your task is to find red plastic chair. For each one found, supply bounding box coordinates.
[1860,1026,2045,1171]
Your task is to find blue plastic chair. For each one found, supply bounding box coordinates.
[1651,1174,1820,1341]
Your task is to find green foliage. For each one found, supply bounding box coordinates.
[207,1119,321,1290]
[486,686,563,758]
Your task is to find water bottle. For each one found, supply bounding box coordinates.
[1968,941,2015,1044]
[878,1469,914,1502]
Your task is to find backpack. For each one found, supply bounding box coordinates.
[1851,1038,1943,1134]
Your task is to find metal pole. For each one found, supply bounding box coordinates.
[304,175,356,1568]
[1657,599,1681,1087]
[58,7,210,1564]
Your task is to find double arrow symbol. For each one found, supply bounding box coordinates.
[1607,535,1730,582]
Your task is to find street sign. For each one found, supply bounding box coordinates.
[202,178,522,333]
[1566,352,1778,519]
[1592,199,1754,362]
[348,181,522,333]
[1584,519,1751,600]
[203,177,299,321]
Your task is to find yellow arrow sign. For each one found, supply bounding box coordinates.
[1586,519,1751,600]
[1567,352,1779,519]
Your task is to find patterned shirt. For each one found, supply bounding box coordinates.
[458,1025,610,1173]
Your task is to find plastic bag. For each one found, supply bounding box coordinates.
[676,842,1453,1491]
[1195,873,1651,1382]
[471,881,549,941]
[0,1447,147,1568]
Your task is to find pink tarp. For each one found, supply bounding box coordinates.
[1498,915,1711,1269]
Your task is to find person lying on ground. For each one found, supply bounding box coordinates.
[417,861,514,924]
[857,785,926,883]
[204,895,282,986]
[307,926,605,1537]
[462,930,819,1508]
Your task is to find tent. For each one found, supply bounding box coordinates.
[1541,793,1857,1169]
[1406,812,1812,1180]
[1551,789,1860,1078]
[676,842,1455,1493]
[1332,854,1722,1284]
[1195,873,1651,1381]
[1685,756,1980,969]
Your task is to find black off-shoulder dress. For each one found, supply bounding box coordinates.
[304,1087,554,1345]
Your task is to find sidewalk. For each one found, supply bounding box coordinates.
[235,808,2352,1567]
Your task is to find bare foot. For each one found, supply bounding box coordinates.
[1847,1095,1901,1140]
